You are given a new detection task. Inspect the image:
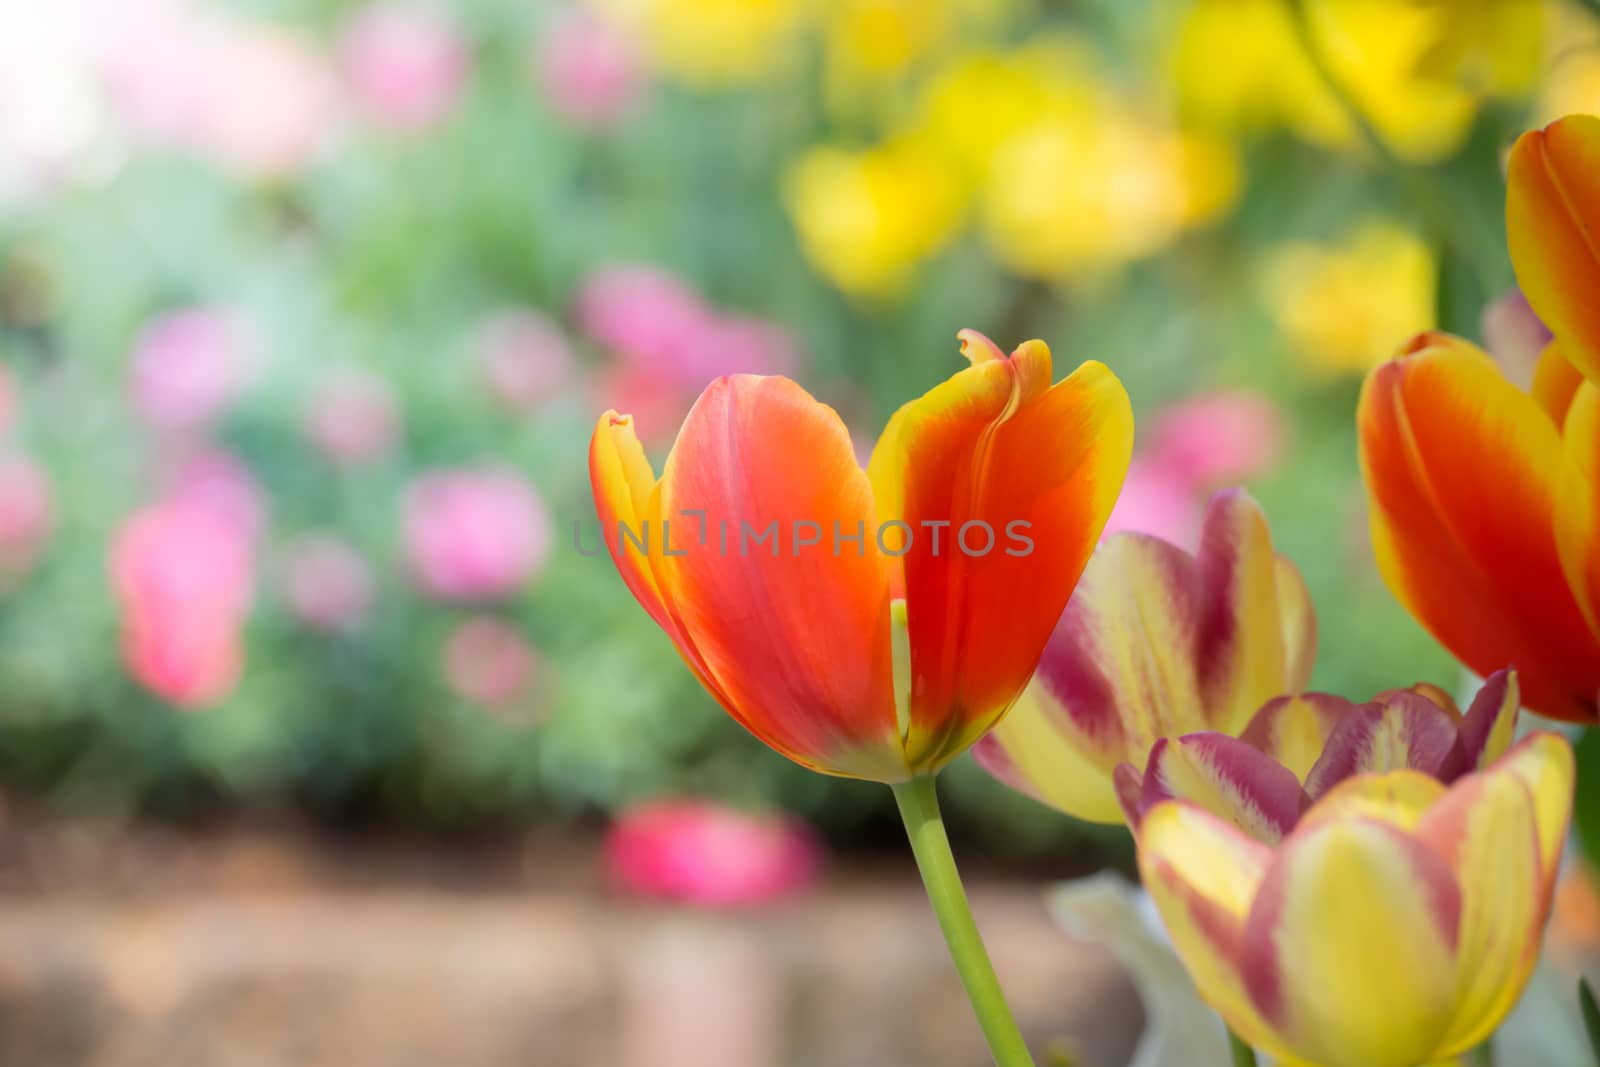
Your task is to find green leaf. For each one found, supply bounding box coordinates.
[1579,977,1600,1064]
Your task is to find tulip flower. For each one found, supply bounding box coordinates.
[590,330,1132,782]
[1138,730,1574,1067]
[1117,670,1521,840]
[1357,115,1600,723]
[403,467,553,602]
[591,330,1131,1065]
[974,489,1314,823]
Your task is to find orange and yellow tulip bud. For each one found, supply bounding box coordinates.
[1118,670,1521,841]
[1357,332,1600,723]
[1138,730,1574,1067]
[1355,115,1600,723]
[973,489,1315,822]
[589,331,1133,782]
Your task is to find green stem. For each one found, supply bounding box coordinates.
[1471,1036,1496,1067]
[892,776,1036,1067]
[1226,1025,1259,1067]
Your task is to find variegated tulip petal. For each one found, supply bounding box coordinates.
[1507,115,1600,385]
[1556,382,1600,639]
[654,376,906,781]
[972,687,1126,824]
[1239,692,1359,784]
[1026,532,1206,780]
[1134,734,1309,843]
[1533,341,1583,429]
[869,341,1134,771]
[1137,802,1281,1054]
[1240,817,1462,1067]
[1488,732,1577,902]
[1295,770,1449,834]
[1456,669,1521,771]
[1302,693,1463,798]
[1359,335,1600,722]
[1194,490,1307,732]
[1416,762,1543,1054]
[1274,555,1317,691]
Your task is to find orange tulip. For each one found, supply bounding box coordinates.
[590,330,1133,781]
[1356,113,1600,723]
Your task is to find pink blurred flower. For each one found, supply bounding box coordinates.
[303,367,401,467]
[576,264,709,369]
[340,3,468,134]
[205,22,340,181]
[110,501,254,708]
[535,9,643,129]
[593,365,692,443]
[576,264,799,401]
[129,307,255,433]
[444,616,537,705]
[403,467,552,601]
[606,800,822,907]
[0,454,55,589]
[158,446,267,542]
[474,308,574,413]
[1481,288,1552,392]
[283,533,373,633]
[1100,457,1203,549]
[1146,388,1286,489]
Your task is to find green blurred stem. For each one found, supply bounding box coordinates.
[892,776,1036,1067]
[1471,1036,1497,1067]
[1226,1025,1258,1067]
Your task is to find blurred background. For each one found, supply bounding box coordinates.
[1,0,1599,1063]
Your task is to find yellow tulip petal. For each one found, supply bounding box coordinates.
[1556,382,1600,640]
[1137,802,1281,1053]
[1241,817,1461,1067]
[1417,763,1543,1054]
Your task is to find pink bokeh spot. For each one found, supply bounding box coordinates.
[0,454,56,589]
[474,308,574,413]
[606,800,823,908]
[283,533,374,634]
[110,500,254,709]
[535,9,644,130]
[444,616,538,706]
[1101,457,1204,549]
[341,3,469,134]
[303,367,402,467]
[1145,388,1286,490]
[403,467,552,602]
[129,307,256,433]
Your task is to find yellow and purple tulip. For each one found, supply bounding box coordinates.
[1117,670,1521,841]
[1139,729,1574,1067]
[973,489,1315,822]
[1358,114,1600,722]
[589,331,1133,782]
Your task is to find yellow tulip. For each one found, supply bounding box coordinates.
[1138,731,1574,1067]
[596,0,810,87]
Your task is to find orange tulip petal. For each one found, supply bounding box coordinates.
[1533,341,1584,429]
[651,376,905,781]
[1358,335,1600,722]
[869,340,1133,770]
[1507,115,1600,385]
[1556,382,1600,643]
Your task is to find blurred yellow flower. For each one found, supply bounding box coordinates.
[1260,221,1437,377]
[818,0,1025,114]
[915,41,1240,280]
[1169,0,1545,163]
[1537,7,1600,123]
[782,139,964,296]
[597,0,811,87]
